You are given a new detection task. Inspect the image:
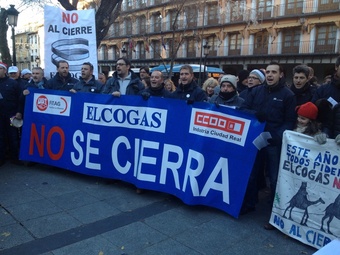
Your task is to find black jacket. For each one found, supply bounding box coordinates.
[290,82,316,106]
[73,75,103,93]
[47,72,79,91]
[0,76,22,116]
[171,80,207,102]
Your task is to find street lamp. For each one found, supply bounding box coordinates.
[203,42,211,82]
[35,56,40,67]
[7,5,19,66]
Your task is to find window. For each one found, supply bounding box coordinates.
[257,0,272,18]
[154,15,162,32]
[185,6,197,28]
[138,16,146,34]
[285,0,303,15]
[315,25,337,53]
[187,38,196,58]
[319,0,339,11]
[282,29,300,54]
[112,22,120,37]
[207,4,218,25]
[229,33,242,55]
[152,41,161,59]
[253,31,269,55]
[125,18,132,35]
[169,10,178,30]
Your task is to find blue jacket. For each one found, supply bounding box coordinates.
[47,72,79,91]
[73,75,103,93]
[171,80,207,102]
[102,70,144,95]
[0,76,22,116]
[241,79,296,142]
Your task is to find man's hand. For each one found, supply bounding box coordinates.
[112,91,121,97]
[141,91,151,100]
[23,89,30,96]
[69,89,77,93]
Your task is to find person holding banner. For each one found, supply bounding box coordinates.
[312,55,340,143]
[241,62,296,226]
[102,57,144,96]
[171,65,207,103]
[71,62,103,93]
[139,70,172,99]
[0,62,23,166]
[47,60,79,91]
[23,67,48,95]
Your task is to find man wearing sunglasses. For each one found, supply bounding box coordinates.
[102,57,144,96]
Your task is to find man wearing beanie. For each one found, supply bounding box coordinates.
[0,62,23,166]
[237,69,249,94]
[209,74,244,107]
[239,69,265,99]
[312,55,340,143]
[240,62,296,226]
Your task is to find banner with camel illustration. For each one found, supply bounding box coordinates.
[269,130,340,249]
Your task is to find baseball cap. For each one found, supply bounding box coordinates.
[21,69,32,75]
[8,66,19,73]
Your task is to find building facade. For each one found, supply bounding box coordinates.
[99,0,340,82]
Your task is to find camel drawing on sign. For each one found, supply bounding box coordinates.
[283,182,325,225]
[321,194,340,235]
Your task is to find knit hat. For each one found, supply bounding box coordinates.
[8,66,18,73]
[250,69,265,83]
[0,62,7,70]
[296,102,318,120]
[220,75,237,89]
[21,69,32,75]
[238,70,249,83]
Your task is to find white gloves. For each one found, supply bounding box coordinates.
[335,134,340,145]
[314,133,327,145]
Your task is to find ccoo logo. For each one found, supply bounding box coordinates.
[36,95,48,111]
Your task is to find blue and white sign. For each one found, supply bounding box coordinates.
[20,89,265,218]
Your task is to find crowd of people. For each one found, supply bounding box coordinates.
[1,56,340,229]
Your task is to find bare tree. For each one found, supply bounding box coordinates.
[0,8,11,67]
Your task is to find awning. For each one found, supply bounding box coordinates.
[273,23,300,29]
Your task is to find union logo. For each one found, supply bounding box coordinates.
[36,95,48,111]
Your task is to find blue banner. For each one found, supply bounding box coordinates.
[20,89,265,218]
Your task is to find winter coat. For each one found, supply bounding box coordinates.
[209,93,244,108]
[290,82,316,106]
[0,76,22,117]
[171,80,207,102]
[102,70,144,95]
[241,79,296,143]
[73,75,103,93]
[47,72,79,91]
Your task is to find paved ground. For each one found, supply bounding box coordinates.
[0,162,317,255]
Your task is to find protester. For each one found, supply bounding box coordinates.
[209,75,244,107]
[164,79,176,92]
[47,60,79,90]
[23,67,48,95]
[294,102,326,144]
[290,65,316,106]
[139,66,150,80]
[239,69,265,99]
[8,66,27,90]
[312,55,340,140]
[237,69,249,94]
[141,76,151,88]
[0,62,23,166]
[202,77,218,100]
[171,64,207,102]
[102,57,144,96]
[98,72,107,85]
[139,70,172,98]
[71,62,103,93]
[323,75,332,85]
[241,62,296,226]
[21,69,32,81]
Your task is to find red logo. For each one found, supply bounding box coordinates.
[194,112,245,135]
[36,95,48,111]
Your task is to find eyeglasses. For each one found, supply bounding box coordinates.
[247,76,259,80]
[116,63,126,66]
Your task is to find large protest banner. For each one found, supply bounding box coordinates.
[44,5,98,79]
[269,131,340,249]
[20,89,265,218]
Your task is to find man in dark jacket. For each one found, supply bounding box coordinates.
[0,62,23,166]
[241,62,296,226]
[102,57,144,96]
[71,62,103,93]
[139,70,172,98]
[171,64,207,102]
[47,60,79,91]
[312,55,340,140]
[290,64,316,106]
